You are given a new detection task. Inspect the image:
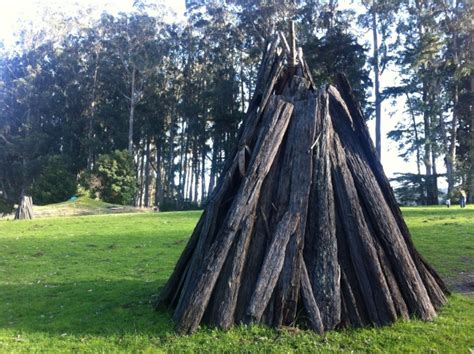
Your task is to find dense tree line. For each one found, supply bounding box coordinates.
[0,0,472,216]
[386,0,473,204]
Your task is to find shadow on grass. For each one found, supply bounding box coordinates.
[1,280,174,337]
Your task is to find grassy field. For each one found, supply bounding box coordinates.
[0,206,473,352]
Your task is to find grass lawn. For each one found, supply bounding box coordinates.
[0,206,473,352]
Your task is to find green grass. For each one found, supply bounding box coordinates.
[401,206,474,280]
[0,206,473,352]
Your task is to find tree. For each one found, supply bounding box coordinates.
[359,0,400,158]
[94,150,138,205]
[0,42,58,218]
[31,155,77,205]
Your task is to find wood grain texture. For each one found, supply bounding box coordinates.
[156,38,447,335]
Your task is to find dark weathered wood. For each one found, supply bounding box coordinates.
[174,97,294,334]
[334,75,448,306]
[334,204,370,328]
[273,93,316,327]
[233,157,282,324]
[328,85,438,321]
[304,90,341,330]
[156,38,447,335]
[208,206,257,329]
[246,211,299,323]
[300,260,324,334]
[289,21,297,67]
[331,130,398,326]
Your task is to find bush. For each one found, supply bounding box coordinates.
[31,155,77,205]
[94,150,137,205]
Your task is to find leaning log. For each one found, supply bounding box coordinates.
[155,35,448,335]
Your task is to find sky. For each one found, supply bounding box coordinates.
[0,0,447,186]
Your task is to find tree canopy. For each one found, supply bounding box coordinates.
[0,0,472,215]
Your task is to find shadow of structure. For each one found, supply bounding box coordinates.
[1,280,172,337]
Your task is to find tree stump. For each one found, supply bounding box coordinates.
[15,193,34,220]
[154,35,448,335]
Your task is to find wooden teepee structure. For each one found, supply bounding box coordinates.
[155,29,448,335]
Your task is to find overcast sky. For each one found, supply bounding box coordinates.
[0,0,447,185]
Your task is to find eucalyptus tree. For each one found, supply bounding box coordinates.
[392,0,445,204]
[101,12,166,155]
[359,0,401,158]
[437,0,472,199]
[389,0,472,204]
[0,43,59,217]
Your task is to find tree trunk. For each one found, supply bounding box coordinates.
[406,93,425,204]
[422,93,436,205]
[372,0,382,159]
[194,147,199,204]
[128,65,136,155]
[138,146,145,207]
[470,72,474,203]
[167,114,176,201]
[179,119,188,208]
[87,48,100,170]
[431,149,439,205]
[187,156,193,203]
[201,147,207,205]
[144,138,151,208]
[155,141,163,210]
[208,139,218,196]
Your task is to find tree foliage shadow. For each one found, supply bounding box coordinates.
[1,280,173,337]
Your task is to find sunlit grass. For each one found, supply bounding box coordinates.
[0,206,472,352]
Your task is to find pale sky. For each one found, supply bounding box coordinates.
[0,0,447,186]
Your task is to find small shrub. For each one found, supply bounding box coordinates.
[94,150,137,205]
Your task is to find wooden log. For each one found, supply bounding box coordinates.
[207,205,257,329]
[273,94,317,327]
[246,211,299,323]
[162,42,285,314]
[330,130,398,326]
[328,85,437,321]
[304,90,341,330]
[173,96,294,334]
[334,204,370,327]
[233,156,282,324]
[333,75,448,306]
[289,21,297,67]
[155,215,204,308]
[373,237,409,319]
[300,260,324,334]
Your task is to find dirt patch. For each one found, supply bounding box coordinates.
[445,271,474,297]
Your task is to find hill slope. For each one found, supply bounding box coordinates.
[32,196,142,218]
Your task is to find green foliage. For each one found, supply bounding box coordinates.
[31,155,77,205]
[0,207,472,351]
[94,150,137,205]
[304,28,372,110]
[391,173,425,205]
[1,0,472,211]
[0,195,12,215]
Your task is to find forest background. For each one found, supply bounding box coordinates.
[0,0,472,212]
